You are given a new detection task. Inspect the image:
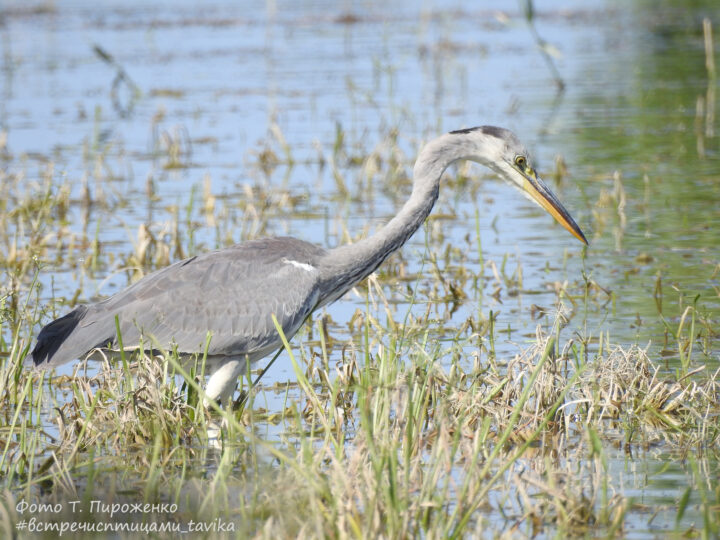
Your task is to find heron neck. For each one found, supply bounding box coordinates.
[318,134,470,303]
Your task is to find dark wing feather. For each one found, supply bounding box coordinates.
[31,237,326,366]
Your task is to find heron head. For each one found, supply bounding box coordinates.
[449,126,588,245]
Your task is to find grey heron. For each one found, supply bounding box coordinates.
[30,126,587,405]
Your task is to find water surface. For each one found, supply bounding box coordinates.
[2,0,718,536]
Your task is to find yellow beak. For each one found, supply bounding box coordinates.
[521,170,588,245]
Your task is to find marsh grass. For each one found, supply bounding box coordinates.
[1,124,719,538]
[1,295,718,538]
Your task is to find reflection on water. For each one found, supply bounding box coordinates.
[2,0,719,536]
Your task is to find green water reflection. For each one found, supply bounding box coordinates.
[548,2,719,367]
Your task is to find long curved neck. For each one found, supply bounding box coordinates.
[318,133,476,304]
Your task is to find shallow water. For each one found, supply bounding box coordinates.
[2,0,719,536]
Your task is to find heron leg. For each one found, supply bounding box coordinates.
[204,357,247,406]
[231,346,285,410]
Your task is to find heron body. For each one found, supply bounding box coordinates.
[30,126,587,404]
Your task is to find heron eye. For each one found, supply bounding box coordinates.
[515,155,527,169]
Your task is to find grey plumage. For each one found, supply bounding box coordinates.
[30,126,586,403]
[33,237,325,363]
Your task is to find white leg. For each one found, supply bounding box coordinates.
[204,357,247,405]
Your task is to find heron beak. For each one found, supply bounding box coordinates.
[520,168,588,245]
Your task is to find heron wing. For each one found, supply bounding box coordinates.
[35,237,326,365]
